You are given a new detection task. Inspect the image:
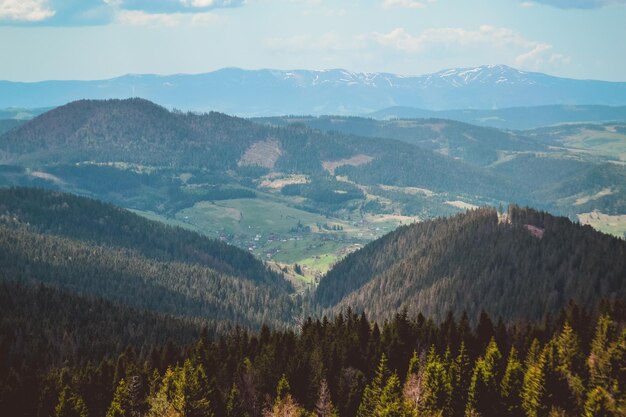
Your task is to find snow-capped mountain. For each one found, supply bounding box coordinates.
[1,65,626,115]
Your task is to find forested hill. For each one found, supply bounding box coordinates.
[0,98,511,200]
[315,205,626,323]
[0,188,297,329]
[0,187,289,292]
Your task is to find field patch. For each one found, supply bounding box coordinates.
[574,187,614,206]
[446,200,479,210]
[379,184,435,197]
[561,126,626,161]
[322,154,374,175]
[258,173,309,190]
[578,211,626,238]
[238,139,282,168]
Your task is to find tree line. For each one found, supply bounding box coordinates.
[2,299,624,417]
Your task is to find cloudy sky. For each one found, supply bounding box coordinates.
[0,0,624,81]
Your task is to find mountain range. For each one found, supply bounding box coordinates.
[2,65,626,116]
[1,98,624,275]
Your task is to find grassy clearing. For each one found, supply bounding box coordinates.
[578,211,626,239]
[562,127,626,161]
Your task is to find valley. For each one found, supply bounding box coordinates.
[3,1,626,413]
[1,98,625,288]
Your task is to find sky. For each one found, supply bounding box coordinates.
[0,0,625,82]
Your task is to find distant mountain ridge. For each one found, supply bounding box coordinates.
[2,65,626,115]
[368,104,626,130]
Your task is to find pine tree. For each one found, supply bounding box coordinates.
[583,386,617,417]
[608,329,626,400]
[419,347,451,416]
[357,354,391,417]
[452,342,471,417]
[521,351,546,417]
[146,389,180,417]
[466,338,502,417]
[174,359,214,417]
[588,315,616,390]
[276,374,291,404]
[107,379,131,417]
[315,379,338,417]
[403,351,423,413]
[500,347,523,417]
[263,375,303,417]
[375,373,408,417]
[226,384,247,417]
[55,386,89,417]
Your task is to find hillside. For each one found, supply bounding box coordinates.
[0,188,296,329]
[314,206,626,323]
[0,119,23,135]
[0,99,526,276]
[256,115,546,167]
[258,115,626,218]
[0,187,288,291]
[0,281,207,367]
[2,65,626,115]
[0,99,503,195]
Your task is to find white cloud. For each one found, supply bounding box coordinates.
[525,0,626,8]
[190,11,221,25]
[180,0,216,7]
[382,0,429,9]
[114,9,222,26]
[0,0,244,26]
[0,0,55,22]
[115,10,183,26]
[371,25,569,69]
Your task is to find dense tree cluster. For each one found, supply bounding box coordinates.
[1,301,624,417]
[0,187,290,292]
[281,178,365,205]
[315,205,626,323]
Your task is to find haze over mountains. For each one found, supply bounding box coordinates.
[3,65,626,117]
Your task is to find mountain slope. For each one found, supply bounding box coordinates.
[2,65,626,115]
[258,115,626,216]
[0,187,289,291]
[256,115,546,166]
[0,281,207,367]
[314,206,626,323]
[0,188,296,328]
[0,98,513,200]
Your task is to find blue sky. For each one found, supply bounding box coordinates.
[0,0,625,81]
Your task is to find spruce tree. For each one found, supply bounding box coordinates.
[55,386,89,417]
[315,379,338,417]
[583,386,617,417]
[226,384,247,417]
[466,338,502,417]
[357,354,391,417]
[500,347,523,417]
[419,347,451,416]
[107,379,131,417]
[452,342,471,417]
[375,373,408,417]
[588,315,616,390]
[521,351,546,417]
